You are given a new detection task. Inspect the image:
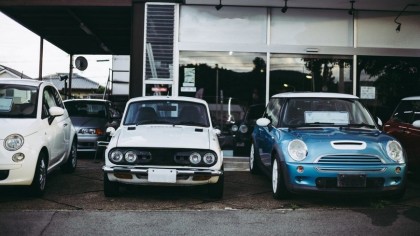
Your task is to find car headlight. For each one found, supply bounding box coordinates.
[124,150,138,163]
[288,139,308,161]
[239,125,248,134]
[203,153,216,165]
[189,152,201,164]
[231,125,238,132]
[386,140,404,163]
[4,134,24,151]
[79,128,104,135]
[109,150,124,163]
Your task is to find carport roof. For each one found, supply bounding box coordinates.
[0,0,132,55]
[0,0,419,56]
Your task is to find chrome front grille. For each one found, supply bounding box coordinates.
[316,154,383,165]
[315,154,385,172]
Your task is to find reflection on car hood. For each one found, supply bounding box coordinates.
[288,128,382,142]
[0,119,40,139]
[70,117,108,130]
[115,125,211,149]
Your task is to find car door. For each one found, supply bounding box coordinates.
[42,86,70,165]
[256,98,283,169]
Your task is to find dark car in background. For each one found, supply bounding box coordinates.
[64,99,121,156]
[231,103,265,156]
[384,96,420,172]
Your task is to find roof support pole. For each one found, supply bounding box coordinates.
[38,37,43,80]
[69,54,73,99]
[129,0,146,98]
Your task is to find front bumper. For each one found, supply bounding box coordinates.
[77,135,107,152]
[103,165,223,186]
[282,162,407,195]
[0,148,38,186]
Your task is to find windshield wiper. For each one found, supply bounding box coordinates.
[343,123,376,129]
[176,121,206,127]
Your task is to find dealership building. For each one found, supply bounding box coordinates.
[1,0,419,120]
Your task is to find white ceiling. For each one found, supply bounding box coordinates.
[186,0,420,12]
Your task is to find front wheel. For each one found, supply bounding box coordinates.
[208,168,224,199]
[61,140,77,173]
[104,173,120,197]
[249,144,260,175]
[272,157,291,200]
[29,153,48,197]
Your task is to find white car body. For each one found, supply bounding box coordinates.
[103,96,224,198]
[0,79,77,196]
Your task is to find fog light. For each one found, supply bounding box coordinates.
[395,167,401,174]
[12,153,25,162]
[297,166,304,173]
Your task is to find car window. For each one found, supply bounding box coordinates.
[65,101,108,118]
[281,98,376,127]
[0,84,38,118]
[124,100,210,127]
[264,98,283,127]
[391,100,420,124]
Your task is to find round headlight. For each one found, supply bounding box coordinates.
[125,150,138,163]
[239,125,248,134]
[203,153,216,165]
[4,134,24,151]
[386,140,404,163]
[109,150,124,163]
[231,125,238,132]
[189,152,201,164]
[288,139,308,161]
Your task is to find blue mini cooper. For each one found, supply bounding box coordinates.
[251,92,406,199]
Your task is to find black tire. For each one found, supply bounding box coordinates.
[249,144,261,175]
[272,155,291,200]
[61,140,77,173]
[208,168,224,199]
[104,173,120,197]
[29,153,48,197]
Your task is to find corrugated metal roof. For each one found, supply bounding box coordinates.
[43,73,100,90]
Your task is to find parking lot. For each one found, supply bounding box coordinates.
[1,156,420,212]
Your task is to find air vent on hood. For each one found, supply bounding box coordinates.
[330,141,366,150]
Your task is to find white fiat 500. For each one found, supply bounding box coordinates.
[103,96,224,198]
[0,79,77,196]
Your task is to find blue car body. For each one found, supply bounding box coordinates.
[251,92,407,199]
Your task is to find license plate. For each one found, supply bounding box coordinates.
[148,169,176,183]
[337,174,366,188]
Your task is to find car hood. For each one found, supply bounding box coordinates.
[0,119,40,139]
[288,127,383,143]
[70,117,108,130]
[114,125,212,149]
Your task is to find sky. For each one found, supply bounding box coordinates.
[0,12,112,86]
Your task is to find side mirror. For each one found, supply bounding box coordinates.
[413,120,420,128]
[49,107,64,117]
[256,117,270,127]
[106,127,116,137]
[213,129,221,136]
[377,117,383,127]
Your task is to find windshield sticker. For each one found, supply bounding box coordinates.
[304,111,349,124]
[0,97,13,112]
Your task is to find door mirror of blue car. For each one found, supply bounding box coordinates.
[256,118,270,127]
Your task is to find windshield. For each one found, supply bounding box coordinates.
[65,101,108,118]
[123,100,210,127]
[281,98,377,128]
[0,84,38,118]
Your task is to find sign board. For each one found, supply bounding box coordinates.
[360,86,376,99]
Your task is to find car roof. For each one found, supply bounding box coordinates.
[0,78,46,87]
[401,96,420,101]
[127,96,208,105]
[271,92,358,99]
[64,99,110,103]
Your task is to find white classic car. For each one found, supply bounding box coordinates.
[102,96,224,198]
[0,79,77,196]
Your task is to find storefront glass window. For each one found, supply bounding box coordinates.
[357,56,420,121]
[269,54,353,97]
